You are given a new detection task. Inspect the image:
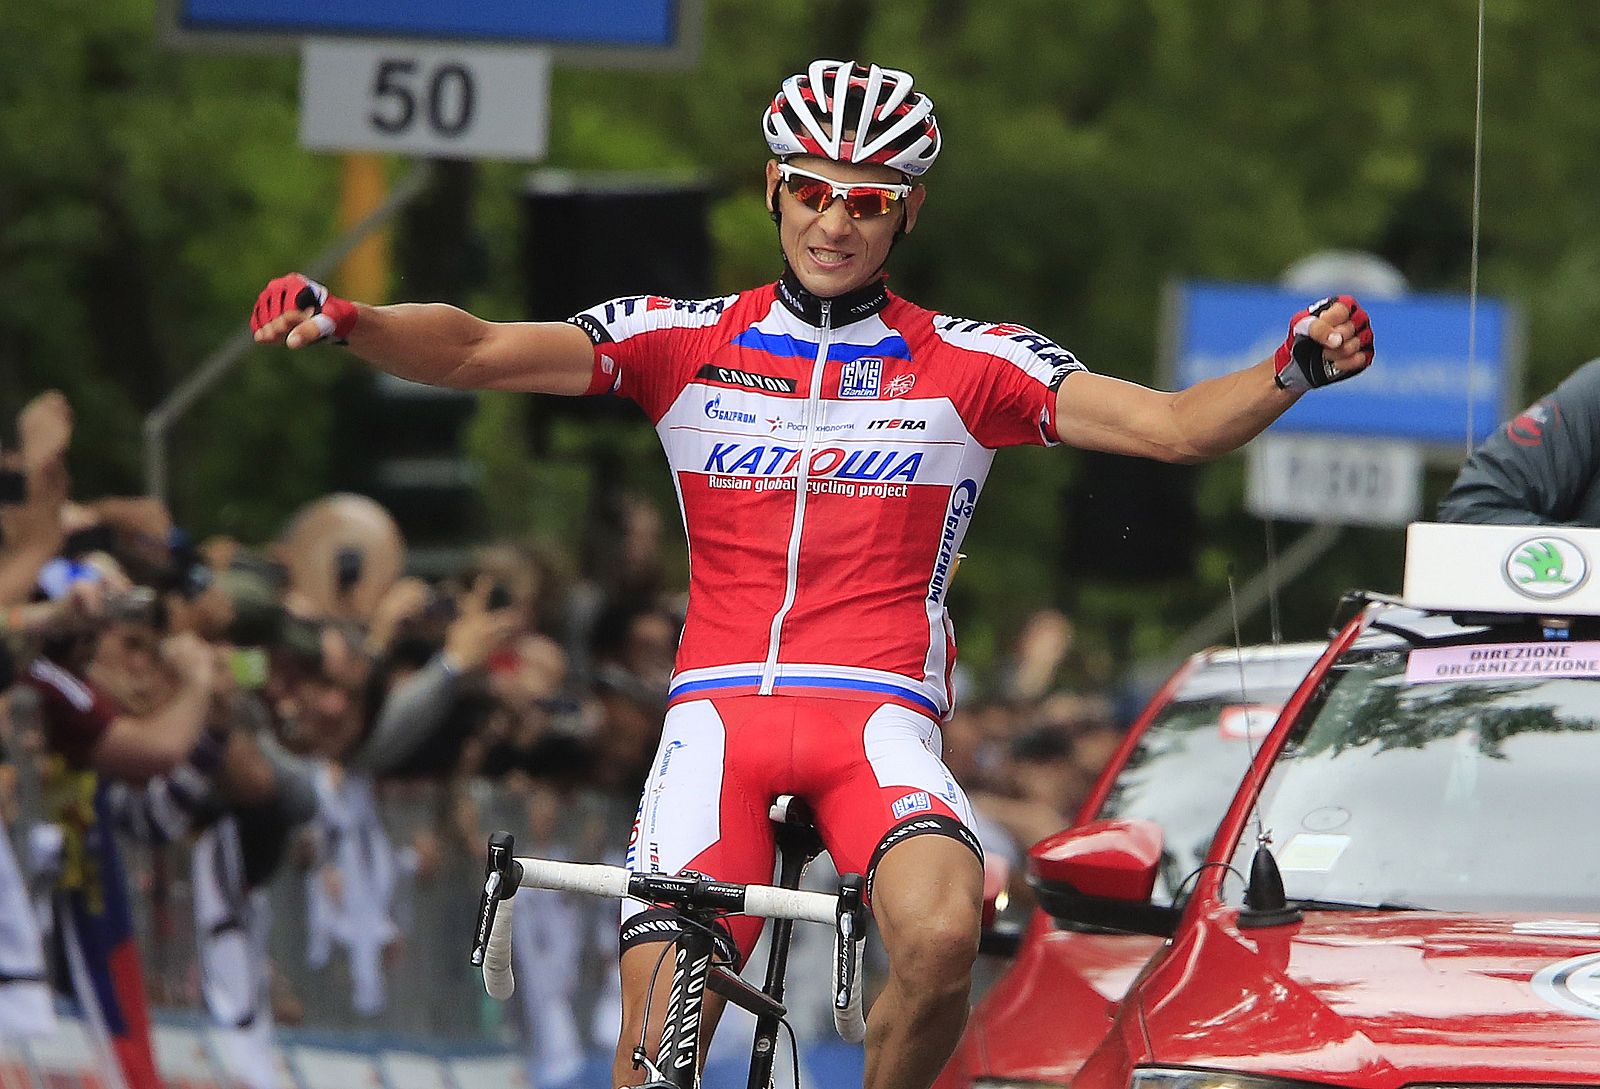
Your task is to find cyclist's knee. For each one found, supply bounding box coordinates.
[871,835,983,990]
[888,899,980,987]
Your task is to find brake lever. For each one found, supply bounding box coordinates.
[470,830,522,967]
[834,873,866,1009]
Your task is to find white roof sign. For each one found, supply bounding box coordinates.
[1404,522,1600,616]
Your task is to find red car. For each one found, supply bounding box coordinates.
[941,640,1328,1089]
[959,522,1600,1089]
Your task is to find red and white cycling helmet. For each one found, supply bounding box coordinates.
[762,59,941,177]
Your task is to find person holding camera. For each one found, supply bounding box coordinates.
[21,586,220,1089]
[0,393,73,627]
[0,403,74,1048]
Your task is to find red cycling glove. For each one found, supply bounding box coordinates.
[250,273,358,344]
[1272,294,1373,393]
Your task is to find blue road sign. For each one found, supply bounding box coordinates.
[1169,281,1516,445]
[174,0,681,49]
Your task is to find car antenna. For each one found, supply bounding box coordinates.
[1465,0,1487,458]
[1226,563,1302,929]
[1264,519,1283,646]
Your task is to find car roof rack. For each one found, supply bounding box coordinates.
[1328,585,1600,647]
[1327,588,1403,635]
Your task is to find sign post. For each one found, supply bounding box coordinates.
[337,153,391,303]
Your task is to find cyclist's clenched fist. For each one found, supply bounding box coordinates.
[1272,293,1375,393]
[250,273,358,348]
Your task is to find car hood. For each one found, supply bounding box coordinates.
[1141,909,1600,1083]
[960,917,1166,1084]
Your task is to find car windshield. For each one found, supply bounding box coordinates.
[1224,640,1600,913]
[1096,649,1320,909]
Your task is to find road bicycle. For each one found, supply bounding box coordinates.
[469,795,868,1089]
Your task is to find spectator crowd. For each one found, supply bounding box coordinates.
[0,390,1127,1089]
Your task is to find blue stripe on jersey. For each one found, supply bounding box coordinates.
[776,676,941,713]
[668,673,941,715]
[731,330,912,363]
[668,675,765,700]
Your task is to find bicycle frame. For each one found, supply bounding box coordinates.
[647,921,717,1087]
[743,807,820,1089]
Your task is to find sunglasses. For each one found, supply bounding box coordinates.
[777,164,913,219]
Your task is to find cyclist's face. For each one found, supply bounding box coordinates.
[766,156,924,298]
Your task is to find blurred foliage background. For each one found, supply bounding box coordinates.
[5,0,1599,686]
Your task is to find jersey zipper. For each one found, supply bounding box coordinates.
[759,298,831,694]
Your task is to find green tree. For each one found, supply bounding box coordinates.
[13,0,1600,678]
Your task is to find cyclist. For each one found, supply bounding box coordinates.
[252,58,1373,1089]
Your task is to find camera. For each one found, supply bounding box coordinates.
[61,524,115,558]
[103,586,161,626]
[335,546,364,594]
[0,468,26,506]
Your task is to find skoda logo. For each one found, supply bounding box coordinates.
[1503,535,1589,600]
[1533,952,1600,1020]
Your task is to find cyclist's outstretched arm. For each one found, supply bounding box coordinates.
[337,303,595,395]
[1054,359,1294,464]
[1054,294,1372,464]
[251,273,595,396]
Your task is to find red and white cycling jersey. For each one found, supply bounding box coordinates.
[571,272,1084,720]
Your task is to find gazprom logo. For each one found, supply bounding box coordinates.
[928,479,979,603]
[657,738,685,778]
[704,395,758,425]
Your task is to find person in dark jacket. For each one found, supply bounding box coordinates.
[1439,358,1600,526]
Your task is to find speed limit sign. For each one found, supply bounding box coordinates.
[299,39,550,160]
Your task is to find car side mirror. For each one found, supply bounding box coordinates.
[1027,818,1179,937]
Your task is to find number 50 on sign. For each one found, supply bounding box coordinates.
[300,39,551,160]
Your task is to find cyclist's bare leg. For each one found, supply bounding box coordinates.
[863,834,983,1089]
[612,942,730,1087]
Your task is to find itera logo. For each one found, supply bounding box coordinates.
[1504,536,1590,600]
